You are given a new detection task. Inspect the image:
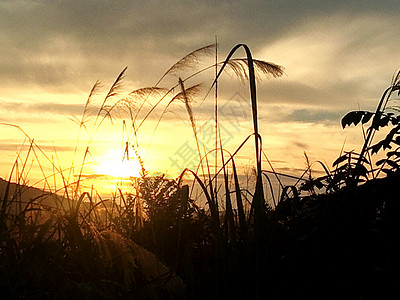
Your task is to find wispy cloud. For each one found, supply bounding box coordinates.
[0,143,74,152]
[1,101,84,115]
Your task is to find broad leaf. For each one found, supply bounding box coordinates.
[387,151,400,158]
[393,136,400,146]
[333,154,348,167]
[362,112,374,124]
[370,141,386,155]
[376,159,386,166]
[377,115,391,128]
[386,160,399,169]
[341,111,365,128]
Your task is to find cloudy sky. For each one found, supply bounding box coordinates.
[1,0,399,189]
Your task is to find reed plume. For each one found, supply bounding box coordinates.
[225,58,284,82]
[157,44,216,84]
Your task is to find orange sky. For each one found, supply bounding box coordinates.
[1,1,399,194]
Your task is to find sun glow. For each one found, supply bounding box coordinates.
[95,151,142,178]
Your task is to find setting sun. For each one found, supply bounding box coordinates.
[95,150,142,178]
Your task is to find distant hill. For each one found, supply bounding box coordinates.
[0,177,69,212]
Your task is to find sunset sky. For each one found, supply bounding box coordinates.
[1,0,399,192]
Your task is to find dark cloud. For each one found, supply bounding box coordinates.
[1,0,398,91]
[284,108,344,123]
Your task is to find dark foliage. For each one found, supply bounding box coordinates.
[264,172,400,300]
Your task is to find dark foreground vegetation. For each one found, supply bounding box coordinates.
[1,170,400,299]
[1,44,399,299]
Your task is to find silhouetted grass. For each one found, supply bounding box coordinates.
[1,45,399,299]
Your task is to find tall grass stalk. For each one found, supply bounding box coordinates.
[68,80,101,182]
[214,37,219,212]
[354,70,400,184]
